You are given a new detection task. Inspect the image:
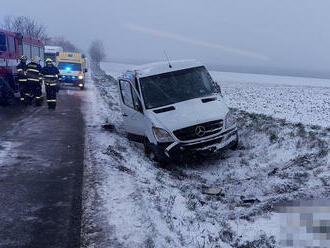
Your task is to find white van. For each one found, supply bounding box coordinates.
[118,60,238,162]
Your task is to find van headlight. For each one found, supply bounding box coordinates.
[225,111,236,128]
[78,75,84,80]
[152,127,174,143]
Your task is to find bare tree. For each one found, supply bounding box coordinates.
[88,40,106,65]
[2,16,49,43]
[46,36,80,52]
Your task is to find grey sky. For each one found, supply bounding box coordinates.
[1,0,330,72]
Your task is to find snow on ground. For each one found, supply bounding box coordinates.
[100,62,136,79]
[81,64,330,248]
[0,141,20,167]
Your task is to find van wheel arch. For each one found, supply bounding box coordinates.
[144,138,169,164]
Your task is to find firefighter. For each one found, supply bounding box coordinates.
[16,55,28,104]
[42,58,59,110]
[26,57,42,106]
[35,57,44,106]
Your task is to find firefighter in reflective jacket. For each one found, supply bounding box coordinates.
[26,57,43,106]
[16,55,28,104]
[42,58,59,109]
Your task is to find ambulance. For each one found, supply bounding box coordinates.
[56,52,87,90]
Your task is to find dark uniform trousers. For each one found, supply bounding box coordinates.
[42,65,59,109]
[26,62,42,106]
[45,78,58,109]
[16,63,28,103]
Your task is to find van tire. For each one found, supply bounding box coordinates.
[144,139,169,164]
[230,134,239,150]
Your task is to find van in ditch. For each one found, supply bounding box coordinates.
[118,60,238,162]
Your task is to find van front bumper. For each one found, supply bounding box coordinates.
[156,127,238,159]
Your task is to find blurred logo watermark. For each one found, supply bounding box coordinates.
[275,200,330,248]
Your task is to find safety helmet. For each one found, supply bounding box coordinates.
[45,58,53,63]
[31,57,41,63]
[20,55,27,61]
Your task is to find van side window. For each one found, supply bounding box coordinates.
[119,80,134,108]
[134,77,140,94]
[132,88,142,112]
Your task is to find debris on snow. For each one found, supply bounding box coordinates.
[203,187,222,196]
[101,123,116,132]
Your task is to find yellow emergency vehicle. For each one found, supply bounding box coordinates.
[56,52,87,90]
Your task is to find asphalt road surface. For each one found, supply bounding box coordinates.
[0,90,85,248]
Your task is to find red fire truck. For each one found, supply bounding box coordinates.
[0,28,44,104]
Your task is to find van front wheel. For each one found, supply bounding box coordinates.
[144,140,169,164]
[230,134,239,150]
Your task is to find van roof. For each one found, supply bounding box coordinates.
[132,59,204,78]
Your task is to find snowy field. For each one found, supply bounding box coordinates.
[100,62,135,79]
[211,71,330,128]
[81,63,330,248]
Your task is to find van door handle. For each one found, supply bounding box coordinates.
[122,114,128,117]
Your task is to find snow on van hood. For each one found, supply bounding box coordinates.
[146,96,229,131]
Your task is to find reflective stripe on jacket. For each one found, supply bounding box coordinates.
[26,62,42,80]
[16,62,27,81]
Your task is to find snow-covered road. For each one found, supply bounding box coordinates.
[81,63,330,248]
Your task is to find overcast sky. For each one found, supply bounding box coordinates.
[1,0,330,72]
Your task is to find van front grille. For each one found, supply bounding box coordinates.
[173,120,223,141]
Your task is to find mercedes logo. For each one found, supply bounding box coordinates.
[195,126,206,137]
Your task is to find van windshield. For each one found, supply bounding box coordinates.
[140,66,216,109]
[58,62,82,72]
